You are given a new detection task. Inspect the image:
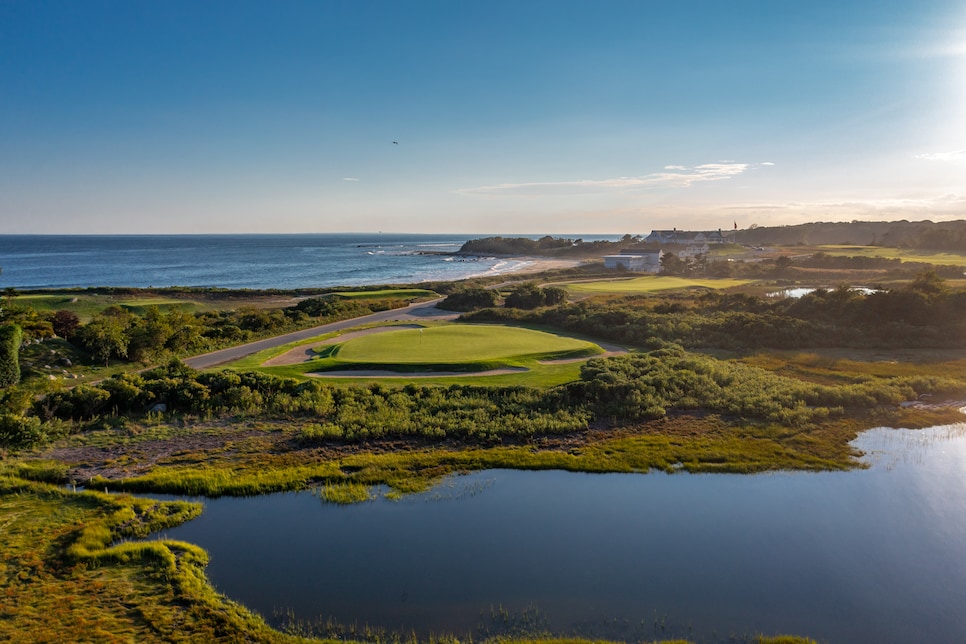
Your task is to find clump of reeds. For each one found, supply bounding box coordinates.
[316,481,371,504]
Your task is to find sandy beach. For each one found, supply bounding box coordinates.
[493,256,586,277]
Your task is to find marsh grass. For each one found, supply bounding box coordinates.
[739,350,966,384]
[62,405,966,500]
[0,477,308,643]
[315,481,372,504]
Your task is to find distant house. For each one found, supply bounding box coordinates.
[678,243,710,259]
[645,229,728,245]
[603,249,663,273]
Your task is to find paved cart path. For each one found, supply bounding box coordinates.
[184,298,457,369]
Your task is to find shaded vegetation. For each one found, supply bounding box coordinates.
[469,272,966,350]
[736,219,966,250]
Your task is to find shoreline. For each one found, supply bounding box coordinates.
[471,256,585,279]
[9,255,588,293]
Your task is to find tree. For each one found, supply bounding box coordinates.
[773,255,792,275]
[0,324,22,387]
[542,286,568,306]
[78,314,130,366]
[51,310,81,340]
[660,252,686,276]
[504,283,547,309]
[908,270,947,297]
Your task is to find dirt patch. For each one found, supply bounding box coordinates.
[38,417,651,483]
[45,425,271,482]
[262,324,424,366]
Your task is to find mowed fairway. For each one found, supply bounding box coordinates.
[562,275,753,295]
[333,324,600,365]
[816,245,966,267]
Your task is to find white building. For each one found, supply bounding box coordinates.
[645,229,727,245]
[603,249,663,273]
[678,243,710,259]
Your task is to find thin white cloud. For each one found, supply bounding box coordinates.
[343,177,360,181]
[458,161,768,197]
[760,161,776,166]
[722,194,966,218]
[915,150,966,162]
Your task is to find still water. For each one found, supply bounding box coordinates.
[154,425,966,643]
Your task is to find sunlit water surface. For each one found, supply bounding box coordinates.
[153,424,966,643]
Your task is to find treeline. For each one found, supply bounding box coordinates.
[457,235,636,258]
[738,219,966,250]
[5,345,960,449]
[23,361,587,445]
[439,283,567,311]
[466,273,966,350]
[3,295,407,368]
[659,250,963,281]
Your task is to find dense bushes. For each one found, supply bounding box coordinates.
[31,361,587,441]
[504,283,568,309]
[465,277,966,350]
[298,384,586,442]
[0,413,46,448]
[566,351,960,427]
[0,324,22,387]
[25,345,962,448]
[438,288,499,311]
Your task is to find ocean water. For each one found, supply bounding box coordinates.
[0,234,589,290]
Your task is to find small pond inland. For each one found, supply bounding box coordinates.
[152,425,966,643]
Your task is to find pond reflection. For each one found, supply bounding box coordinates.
[154,424,966,643]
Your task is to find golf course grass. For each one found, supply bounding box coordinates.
[332,324,599,364]
[815,245,966,267]
[561,275,754,295]
[232,322,610,386]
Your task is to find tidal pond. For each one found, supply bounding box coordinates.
[154,424,966,643]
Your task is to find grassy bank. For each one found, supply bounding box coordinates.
[17,400,961,498]
[0,476,313,643]
[560,276,754,296]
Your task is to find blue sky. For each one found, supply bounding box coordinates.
[2,0,965,234]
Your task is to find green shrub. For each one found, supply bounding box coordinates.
[0,413,45,448]
[0,324,22,387]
